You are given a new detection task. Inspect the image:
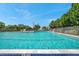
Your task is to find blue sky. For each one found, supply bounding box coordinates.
[0,3,71,26]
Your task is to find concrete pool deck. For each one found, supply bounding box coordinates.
[0,32,79,55]
[0,49,79,54]
[54,32,79,38]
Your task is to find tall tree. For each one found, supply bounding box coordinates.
[49,3,79,29]
[33,24,40,31]
[42,26,48,31]
[0,22,5,31]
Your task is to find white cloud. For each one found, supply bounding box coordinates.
[7,16,17,19]
[15,8,34,20]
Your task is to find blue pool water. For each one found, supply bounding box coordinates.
[0,31,79,49]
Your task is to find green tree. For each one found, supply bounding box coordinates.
[5,25,18,31]
[0,22,5,31]
[33,24,40,31]
[42,26,48,31]
[17,24,26,31]
[25,26,32,31]
[49,3,79,29]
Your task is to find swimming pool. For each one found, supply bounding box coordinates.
[0,31,79,49]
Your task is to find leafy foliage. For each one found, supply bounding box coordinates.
[49,3,79,29]
[33,24,40,31]
[42,26,49,31]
